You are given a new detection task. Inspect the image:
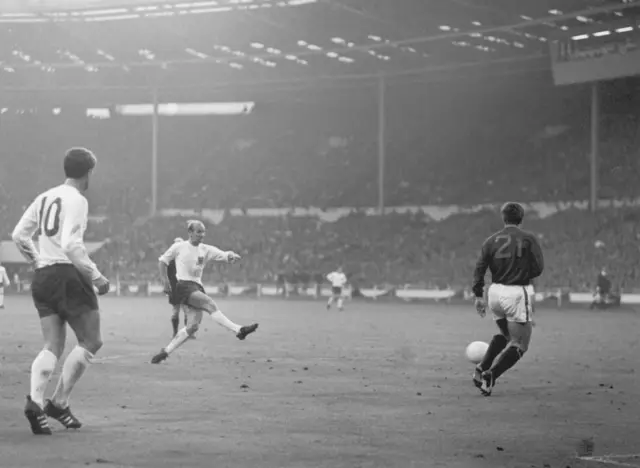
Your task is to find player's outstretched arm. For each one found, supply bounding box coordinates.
[12,199,41,265]
[206,244,240,263]
[60,196,103,283]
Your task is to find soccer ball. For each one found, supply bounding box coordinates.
[465,341,489,364]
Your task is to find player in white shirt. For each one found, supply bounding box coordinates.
[326,267,348,311]
[151,220,259,364]
[0,264,10,309]
[11,148,110,436]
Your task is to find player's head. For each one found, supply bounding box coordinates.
[501,202,524,226]
[186,220,206,245]
[337,266,343,273]
[64,147,97,191]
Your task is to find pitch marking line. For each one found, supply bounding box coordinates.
[94,352,151,363]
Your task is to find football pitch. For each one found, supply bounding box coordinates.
[0,297,638,468]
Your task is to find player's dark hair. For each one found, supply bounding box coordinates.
[64,147,96,179]
[501,202,524,226]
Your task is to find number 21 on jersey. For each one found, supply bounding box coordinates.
[38,197,62,237]
[495,234,523,259]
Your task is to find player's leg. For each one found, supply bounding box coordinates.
[0,286,5,308]
[473,285,510,395]
[336,292,345,311]
[152,306,204,363]
[481,286,533,395]
[25,269,70,435]
[46,307,102,429]
[187,290,258,340]
[489,321,532,381]
[46,269,103,428]
[327,292,335,309]
[25,313,67,435]
[171,303,180,337]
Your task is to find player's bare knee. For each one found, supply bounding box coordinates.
[186,323,200,336]
[80,337,103,355]
[204,300,219,314]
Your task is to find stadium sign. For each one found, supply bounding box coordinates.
[549,18,640,85]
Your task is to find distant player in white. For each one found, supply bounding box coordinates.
[0,263,10,309]
[12,148,110,435]
[326,267,348,311]
[151,220,259,364]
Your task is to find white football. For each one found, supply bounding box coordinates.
[465,341,489,364]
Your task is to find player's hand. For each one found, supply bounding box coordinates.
[474,297,486,318]
[94,275,110,296]
[163,282,172,295]
[227,251,241,264]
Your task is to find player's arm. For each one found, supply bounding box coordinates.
[60,196,103,283]
[11,199,41,265]
[529,235,545,279]
[472,239,492,298]
[206,244,240,263]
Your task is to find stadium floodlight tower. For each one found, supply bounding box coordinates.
[549,15,640,213]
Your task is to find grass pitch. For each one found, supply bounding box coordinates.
[0,297,638,468]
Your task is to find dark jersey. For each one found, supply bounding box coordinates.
[472,225,544,298]
[167,260,178,288]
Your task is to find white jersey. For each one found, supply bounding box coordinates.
[159,241,230,285]
[0,266,9,287]
[12,184,102,281]
[327,271,347,288]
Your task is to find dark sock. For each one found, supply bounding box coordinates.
[491,346,524,381]
[478,334,508,372]
[171,317,179,336]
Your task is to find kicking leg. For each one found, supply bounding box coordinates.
[482,321,532,395]
[152,307,203,364]
[25,314,67,435]
[188,291,258,340]
[490,321,532,380]
[47,308,103,429]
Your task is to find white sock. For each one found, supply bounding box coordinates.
[165,327,191,354]
[211,310,241,334]
[30,350,58,408]
[51,346,93,409]
[0,292,4,306]
[327,297,333,306]
[337,298,344,309]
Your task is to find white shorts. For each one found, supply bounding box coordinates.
[487,284,534,323]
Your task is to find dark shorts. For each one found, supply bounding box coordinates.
[167,280,179,305]
[31,263,99,320]
[331,286,343,296]
[175,280,205,305]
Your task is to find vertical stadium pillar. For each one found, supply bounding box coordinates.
[377,76,386,214]
[151,87,159,217]
[590,82,599,213]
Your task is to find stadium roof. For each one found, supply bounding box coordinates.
[0,0,638,99]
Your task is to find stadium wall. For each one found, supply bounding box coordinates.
[4,280,637,308]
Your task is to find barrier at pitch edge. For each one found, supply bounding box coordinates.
[9,282,639,305]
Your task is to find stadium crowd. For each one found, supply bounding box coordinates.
[1,79,640,292]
